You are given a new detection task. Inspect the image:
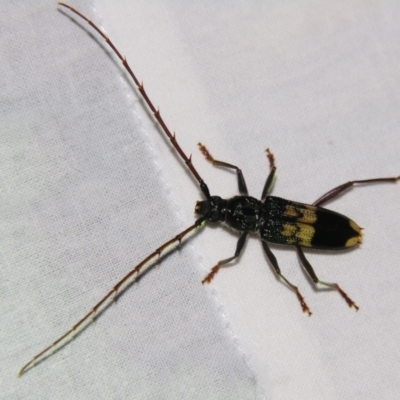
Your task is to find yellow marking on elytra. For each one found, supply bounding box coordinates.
[295,223,315,246]
[345,236,361,247]
[297,206,317,224]
[281,222,315,246]
[344,220,362,247]
[349,219,362,234]
[283,205,299,218]
[283,204,318,224]
[281,223,296,237]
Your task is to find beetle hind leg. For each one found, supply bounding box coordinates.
[296,246,359,310]
[313,176,399,207]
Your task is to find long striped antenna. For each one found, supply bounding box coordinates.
[57,2,210,199]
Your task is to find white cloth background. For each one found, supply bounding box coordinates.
[2,1,400,399]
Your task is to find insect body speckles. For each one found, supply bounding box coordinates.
[196,196,263,231]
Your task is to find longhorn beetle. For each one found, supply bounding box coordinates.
[18,3,399,376]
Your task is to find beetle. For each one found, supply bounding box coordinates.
[18,2,399,376]
[196,143,397,314]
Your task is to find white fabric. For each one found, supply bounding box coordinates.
[2,1,400,399]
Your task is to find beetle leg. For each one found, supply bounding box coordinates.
[202,232,248,284]
[198,143,248,195]
[261,149,277,201]
[313,177,399,207]
[296,246,359,310]
[261,241,312,315]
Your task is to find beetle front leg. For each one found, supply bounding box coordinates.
[202,232,248,284]
[296,246,359,310]
[198,143,249,195]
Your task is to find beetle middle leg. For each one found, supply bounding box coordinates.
[202,232,248,284]
[198,143,248,195]
[262,241,312,315]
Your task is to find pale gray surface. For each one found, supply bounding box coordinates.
[2,1,400,399]
[2,1,256,399]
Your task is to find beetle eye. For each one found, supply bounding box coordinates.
[195,200,208,216]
